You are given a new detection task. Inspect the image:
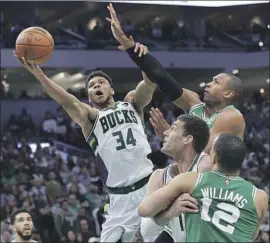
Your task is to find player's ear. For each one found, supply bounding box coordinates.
[12,225,16,233]
[184,135,193,145]
[111,87,115,95]
[224,90,234,99]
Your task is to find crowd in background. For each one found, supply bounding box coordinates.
[1,9,268,51]
[0,91,269,242]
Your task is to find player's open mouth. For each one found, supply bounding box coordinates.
[95,91,103,97]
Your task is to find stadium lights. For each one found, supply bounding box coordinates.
[50,72,70,81]
[200,82,206,87]
[267,78,270,83]
[108,0,269,7]
[232,69,239,75]
[258,42,264,47]
[260,88,265,94]
[267,25,270,29]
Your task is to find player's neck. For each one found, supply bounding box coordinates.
[93,98,115,110]
[15,235,32,243]
[207,102,231,115]
[174,148,197,173]
[213,165,240,177]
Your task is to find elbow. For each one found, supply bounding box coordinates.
[137,204,152,218]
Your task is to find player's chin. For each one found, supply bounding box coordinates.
[161,146,169,155]
[92,96,106,103]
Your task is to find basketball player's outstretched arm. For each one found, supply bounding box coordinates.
[138,172,198,217]
[14,53,97,135]
[124,72,157,116]
[106,3,201,112]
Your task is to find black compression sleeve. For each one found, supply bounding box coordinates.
[126,46,183,100]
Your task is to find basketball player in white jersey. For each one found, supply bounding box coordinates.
[14,45,156,242]
[10,209,37,243]
[140,114,210,242]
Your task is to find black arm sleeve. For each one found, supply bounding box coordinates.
[126,46,183,100]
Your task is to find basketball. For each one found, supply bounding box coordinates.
[15,27,54,65]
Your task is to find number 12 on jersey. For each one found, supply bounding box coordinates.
[112,128,137,151]
[201,198,240,234]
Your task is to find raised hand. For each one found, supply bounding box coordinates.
[118,36,149,56]
[13,51,44,78]
[106,3,134,49]
[149,108,170,141]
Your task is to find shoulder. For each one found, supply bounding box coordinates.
[150,169,164,182]
[255,188,268,204]
[215,108,245,129]
[217,108,244,121]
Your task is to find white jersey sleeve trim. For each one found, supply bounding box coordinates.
[194,173,203,189]
[85,111,100,141]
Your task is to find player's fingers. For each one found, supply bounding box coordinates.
[150,118,163,134]
[139,44,144,57]
[150,109,164,125]
[185,208,200,213]
[109,3,117,19]
[180,201,199,210]
[129,35,134,42]
[134,42,140,53]
[118,45,125,51]
[149,117,158,129]
[151,108,165,126]
[155,108,165,119]
[106,17,112,23]
[143,46,149,55]
[150,110,163,128]
[22,57,30,68]
[182,194,198,205]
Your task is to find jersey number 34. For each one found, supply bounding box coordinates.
[112,128,137,151]
[201,198,240,234]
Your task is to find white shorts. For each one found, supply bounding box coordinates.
[140,217,163,242]
[100,184,147,242]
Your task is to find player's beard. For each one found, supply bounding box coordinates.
[17,229,32,241]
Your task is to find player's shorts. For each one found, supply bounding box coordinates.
[101,175,150,242]
[140,217,163,242]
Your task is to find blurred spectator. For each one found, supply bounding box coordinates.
[42,111,58,134]
[46,172,62,205]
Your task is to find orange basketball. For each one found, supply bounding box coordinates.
[15,27,54,65]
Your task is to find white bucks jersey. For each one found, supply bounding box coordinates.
[86,101,153,187]
[163,164,186,242]
[162,154,204,242]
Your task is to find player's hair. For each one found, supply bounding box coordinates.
[223,73,243,102]
[85,69,113,90]
[10,209,30,225]
[177,114,210,153]
[213,133,246,172]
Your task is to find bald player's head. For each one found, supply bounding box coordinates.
[204,73,243,107]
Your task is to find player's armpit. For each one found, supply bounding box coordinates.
[204,109,245,154]
[173,88,202,112]
[138,172,198,217]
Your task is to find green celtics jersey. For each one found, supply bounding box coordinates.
[185,171,259,242]
[189,103,240,128]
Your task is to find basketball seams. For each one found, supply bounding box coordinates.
[31,48,53,61]
[16,43,52,47]
[17,30,54,46]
